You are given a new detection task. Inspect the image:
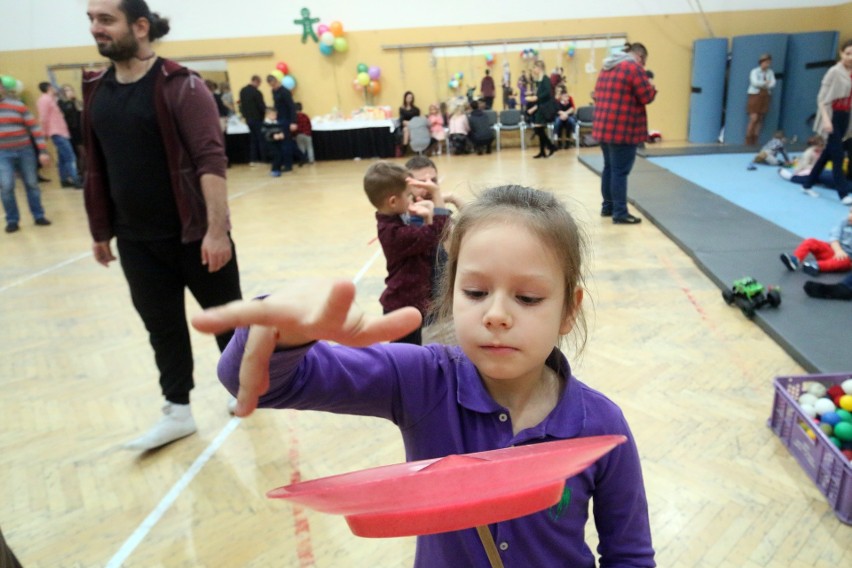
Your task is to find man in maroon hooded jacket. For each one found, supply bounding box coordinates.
[83,0,242,451]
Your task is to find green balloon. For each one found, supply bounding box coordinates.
[0,76,16,90]
[356,63,368,73]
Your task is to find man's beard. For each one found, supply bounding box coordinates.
[96,32,139,62]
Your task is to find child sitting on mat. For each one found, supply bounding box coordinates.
[753,130,792,166]
[778,136,830,197]
[780,206,852,276]
[192,186,655,568]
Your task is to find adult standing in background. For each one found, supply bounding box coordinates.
[83,0,243,451]
[501,61,511,109]
[526,60,557,159]
[0,81,52,233]
[802,39,852,205]
[239,75,267,165]
[745,54,776,145]
[398,91,420,149]
[592,42,657,225]
[267,73,298,172]
[37,82,82,188]
[480,69,495,110]
[59,84,86,182]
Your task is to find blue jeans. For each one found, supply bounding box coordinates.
[554,115,576,141]
[600,143,638,219]
[51,135,80,184]
[246,119,265,163]
[0,146,46,225]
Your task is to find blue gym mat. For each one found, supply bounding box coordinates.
[579,151,851,373]
[647,153,848,240]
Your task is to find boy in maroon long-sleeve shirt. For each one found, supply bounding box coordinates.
[363,161,448,345]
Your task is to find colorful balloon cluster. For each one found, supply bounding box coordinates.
[270,62,297,91]
[448,71,463,90]
[318,21,347,56]
[484,53,495,67]
[0,75,23,95]
[565,43,576,58]
[520,48,539,60]
[353,63,382,96]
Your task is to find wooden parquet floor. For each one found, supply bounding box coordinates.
[1,146,849,567]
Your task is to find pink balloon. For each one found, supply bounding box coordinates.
[317,24,329,36]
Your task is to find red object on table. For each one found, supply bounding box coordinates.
[267,435,626,537]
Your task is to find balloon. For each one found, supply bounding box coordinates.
[357,72,370,86]
[320,31,335,46]
[0,75,15,90]
[485,53,493,61]
[317,23,329,36]
[276,62,289,74]
[457,71,464,79]
[353,79,364,92]
[356,63,368,73]
[282,75,296,90]
[271,69,285,81]
[448,79,458,89]
[13,80,23,94]
[368,65,381,80]
[368,80,381,95]
[319,43,334,56]
[329,21,344,37]
[333,37,348,53]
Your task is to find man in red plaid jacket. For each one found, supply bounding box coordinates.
[592,42,656,225]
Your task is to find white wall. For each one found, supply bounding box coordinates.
[1,0,847,52]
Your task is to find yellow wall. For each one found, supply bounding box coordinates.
[0,5,845,141]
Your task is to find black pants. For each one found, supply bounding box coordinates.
[534,125,556,154]
[805,110,851,198]
[247,119,265,163]
[117,236,242,404]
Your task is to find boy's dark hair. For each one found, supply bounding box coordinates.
[363,162,409,208]
[470,100,479,111]
[38,82,51,93]
[295,102,303,111]
[405,155,436,172]
[118,0,170,40]
[623,42,648,59]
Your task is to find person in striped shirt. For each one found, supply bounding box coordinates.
[0,81,52,233]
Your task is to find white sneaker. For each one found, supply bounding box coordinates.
[778,168,793,181]
[802,188,819,198]
[124,403,197,451]
[842,195,852,205]
[227,396,238,415]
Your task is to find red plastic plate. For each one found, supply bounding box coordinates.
[267,435,626,537]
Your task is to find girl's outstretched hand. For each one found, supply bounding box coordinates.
[191,279,422,416]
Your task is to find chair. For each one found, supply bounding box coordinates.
[407,116,432,155]
[573,106,595,150]
[483,110,498,128]
[494,109,526,151]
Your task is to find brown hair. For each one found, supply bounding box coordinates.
[405,155,436,172]
[430,185,588,353]
[363,162,409,208]
[624,42,648,59]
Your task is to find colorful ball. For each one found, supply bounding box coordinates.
[829,436,842,448]
[798,393,818,406]
[333,37,348,53]
[814,398,836,416]
[834,421,852,442]
[819,423,834,436]
[800,403,817,418]
[836,409,852,423]
[821,411,842,427]
[841,379,852,395]
[806,382,827,397]
[839,394,852,412]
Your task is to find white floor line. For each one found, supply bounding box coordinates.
[106,247,384,565]
[0,252,89,294]
[105,417,242,568]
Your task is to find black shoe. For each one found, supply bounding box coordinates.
[282,166,293,172]
[533,152,545,159]
[613,214,642,225]
[35,217,52,226]
[600,209,613,217]
[804,281,852,300]
[547,146,557,157]
[38,176,51,183]
[5,222,19,233]
[61,180,74,188]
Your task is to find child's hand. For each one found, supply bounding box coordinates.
[443,193,467,210]
[409,199,435,224]
[406,177,443,206]
[274,133,284,140]
[191,280,422,416]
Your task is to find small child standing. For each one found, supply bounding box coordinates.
[294,102,314,165]
[780,206,852,275]
[754,130,792,166]
[364,161,448,345]
[426,103,446,156]
[261,108,285,177]
[192,186,655,567]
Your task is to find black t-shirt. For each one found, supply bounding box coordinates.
[90,59,181,241]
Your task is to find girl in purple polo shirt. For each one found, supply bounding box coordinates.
[193,186,655,567]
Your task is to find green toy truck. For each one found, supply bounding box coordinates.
[722,277,781,318]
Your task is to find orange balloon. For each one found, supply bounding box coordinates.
[368,80,381,95]
[330,21,344,37]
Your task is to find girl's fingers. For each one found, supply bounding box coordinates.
[235,325,278,417]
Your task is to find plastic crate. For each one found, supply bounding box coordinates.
[769,373,852,524]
